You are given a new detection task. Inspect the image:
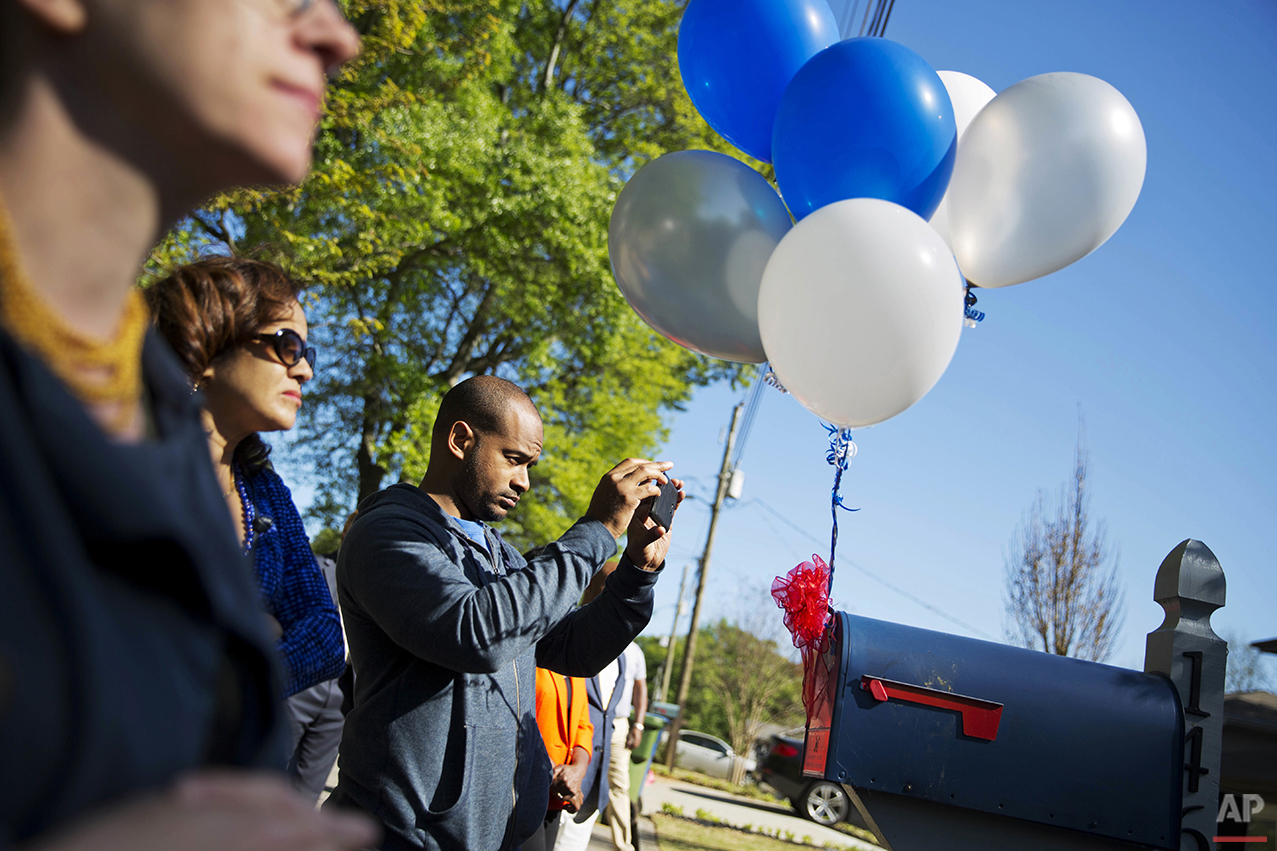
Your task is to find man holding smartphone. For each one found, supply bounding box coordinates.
[329,375,682,851]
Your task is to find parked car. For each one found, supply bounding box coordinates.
[666,730,756,781]
[758,730,852,826]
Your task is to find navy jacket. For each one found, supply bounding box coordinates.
[0,331,285,846]
[329,484,659,851]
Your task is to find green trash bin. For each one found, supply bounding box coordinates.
[628,712,667,807]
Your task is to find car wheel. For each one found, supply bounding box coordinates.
[801,781,850,826]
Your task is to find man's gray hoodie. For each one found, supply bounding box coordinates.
[327,484,658,851]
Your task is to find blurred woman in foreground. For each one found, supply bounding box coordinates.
[146,257,346,700]
[0,0,372,849]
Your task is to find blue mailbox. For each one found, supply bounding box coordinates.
[807,613,1184,848]
[796,540,1228,851]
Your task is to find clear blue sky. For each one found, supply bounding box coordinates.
[293,0,1275,677]
[640,0,1277,674]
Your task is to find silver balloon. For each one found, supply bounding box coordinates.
[609,150,792,363]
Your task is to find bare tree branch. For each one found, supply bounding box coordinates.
[435,279,497,386]
[191,211,236,253]
[1004,424,1125,662]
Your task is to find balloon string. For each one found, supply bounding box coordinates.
[824,424,859,593]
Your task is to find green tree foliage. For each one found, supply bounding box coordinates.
[638,620,803,752]
[704,618,804,781]
[147,0,755,549]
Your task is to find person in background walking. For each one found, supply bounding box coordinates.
[0,0,371,848]
[554,563,637,851]
[526,664,595,851]
[146,257,346,700]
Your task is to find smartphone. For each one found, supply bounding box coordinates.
[648,478,679,531]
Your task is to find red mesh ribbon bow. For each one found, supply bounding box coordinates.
[772,556,835,721]
[772,555,832,652]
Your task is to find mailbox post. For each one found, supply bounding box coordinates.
[1144,540,1228,851]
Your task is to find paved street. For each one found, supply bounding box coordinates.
[638,775,879,850]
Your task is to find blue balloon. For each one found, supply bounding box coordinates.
[678,0,839,164]
[772,38,957,220]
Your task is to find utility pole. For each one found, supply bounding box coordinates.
[664,403,744,768]
[658,563,691,703]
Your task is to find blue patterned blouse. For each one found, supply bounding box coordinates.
[240,464,345,697]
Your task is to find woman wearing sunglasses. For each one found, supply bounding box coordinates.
[0,0,373,849]
[146,256,345,701]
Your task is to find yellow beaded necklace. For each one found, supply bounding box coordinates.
[0,194,147,435]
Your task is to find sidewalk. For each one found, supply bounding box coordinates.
[586,816,661,851]
[640,775,879,851]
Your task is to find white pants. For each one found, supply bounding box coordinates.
[553,808,600,851]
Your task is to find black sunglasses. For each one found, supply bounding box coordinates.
[253,329,317,370]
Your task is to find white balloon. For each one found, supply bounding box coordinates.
[758,198,965,427]
[928,71,997,247]
[947,72,1147,288]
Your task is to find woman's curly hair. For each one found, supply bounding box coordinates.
[144,256,302,474]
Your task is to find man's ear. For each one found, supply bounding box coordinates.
[14,0,87,35]
[446,421,477,461]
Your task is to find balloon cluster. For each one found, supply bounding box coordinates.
[609,0,1147,428]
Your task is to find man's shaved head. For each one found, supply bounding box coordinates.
[433,375,538,445]
[424,375,543,523]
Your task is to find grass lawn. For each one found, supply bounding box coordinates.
[833,822,881,846]
[651,813,829,851]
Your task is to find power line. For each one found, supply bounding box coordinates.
[854,0,896,37]
[741,497,1000,641]
[865,0,885,37]
[665,403,744,769]
[878,0,897,37]
[728,363,769,472]
[841,0,862,39]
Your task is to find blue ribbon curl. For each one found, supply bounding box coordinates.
[823,423,859,592]
[964,283,985,324]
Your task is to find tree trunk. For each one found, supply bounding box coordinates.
[541,0,581,93]
[356,401,387,504]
